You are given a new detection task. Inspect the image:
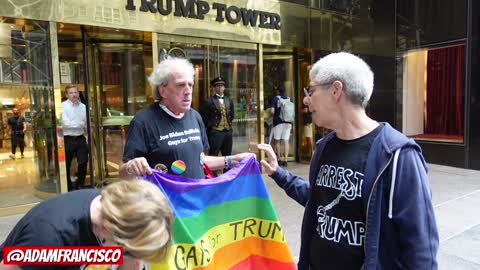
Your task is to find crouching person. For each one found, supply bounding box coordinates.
[0,180,172,270]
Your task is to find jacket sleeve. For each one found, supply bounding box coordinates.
[270,166,310,206]
[393,148,439,269]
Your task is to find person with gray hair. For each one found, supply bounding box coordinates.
[120,57,251,179]
[258,52,439,269]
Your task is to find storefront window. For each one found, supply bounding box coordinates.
[0,18,58,208]
[400,44,465,143]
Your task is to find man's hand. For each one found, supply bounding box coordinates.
[125,157,152,177]
[257,144,279,176]
[230,152,256,168]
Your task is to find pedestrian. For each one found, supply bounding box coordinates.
[120,58,252,179]
[62,85,88,191]
[258,52,439,270]
[6,108,26,160]
[302,101,314,158]
[0,179,173,270]
[270,85,294,166]
[201,76,235,159]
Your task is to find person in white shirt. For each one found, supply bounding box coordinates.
[62,85,88,191]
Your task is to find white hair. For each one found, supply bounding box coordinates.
[148,57,195,100]
[309,52,374,108]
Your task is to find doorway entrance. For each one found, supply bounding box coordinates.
[58,25,152,186]
[155,34,258,154]
[263,54,296,162]
[58,26,259,186]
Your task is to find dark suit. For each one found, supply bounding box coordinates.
[201,95,235,156]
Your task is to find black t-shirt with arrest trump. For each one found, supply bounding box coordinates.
[0,189,100,270]
[123,103,209,179]
[309,125,382,270]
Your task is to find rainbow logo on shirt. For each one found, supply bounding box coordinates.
[145,156,296,270]
[171,160,187,175]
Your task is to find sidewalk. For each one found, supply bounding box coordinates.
[1,162,479,269]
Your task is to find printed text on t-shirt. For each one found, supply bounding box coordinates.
[314,164,365,246]
[159,128,202,146]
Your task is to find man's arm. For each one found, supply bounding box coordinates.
[61,106,74,128]
[204,153,255,171]
[393,148,439,269]
[257,143,310,206]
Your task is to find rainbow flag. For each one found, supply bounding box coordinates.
[145,156,296,270]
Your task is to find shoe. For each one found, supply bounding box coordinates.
[9,154,15,160]
[21,154,24,159]
[283,161,288,167]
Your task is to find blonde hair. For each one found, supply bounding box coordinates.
[100,180,173,262]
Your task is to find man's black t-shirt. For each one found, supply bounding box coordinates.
[0,189,100,270]
[309,125,383,270]
[123,103,209,179]
[8,115,25,134]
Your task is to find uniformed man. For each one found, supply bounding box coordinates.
[201,76,235,157]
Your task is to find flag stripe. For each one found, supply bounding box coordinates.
[162,173,269,218]
[173,198,279,243]
[150,238,294,270]
[146,157,260,193]
[230,255,297,270]
[171,218,286,256]
[193,237,294,270]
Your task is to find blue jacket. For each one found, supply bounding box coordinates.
[271,123,439,269]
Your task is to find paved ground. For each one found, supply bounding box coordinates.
[1,162,479,269]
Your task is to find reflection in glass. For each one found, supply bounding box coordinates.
[313,0,360,16]
[214,47,257,154]
[0,18,58,208]
[263,55,296,161]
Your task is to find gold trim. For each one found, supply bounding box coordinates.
[257,43,264,161]
[0,203,38,217]
[152,32,159,67]
[211,40,257,50]
[50,22,68,194]
[33,189,57,200]
[263,55,294,60]
[102,116,134,126]
[0,0,281,45]
[157,34,212,46]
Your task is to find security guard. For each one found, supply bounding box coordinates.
[201,76,235,158]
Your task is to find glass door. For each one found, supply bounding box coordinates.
[89,43,149,184]
[211,41,258,154]
[155,35,258,154]
[263,55,296,161]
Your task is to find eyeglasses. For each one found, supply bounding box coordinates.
[303,83,332,97]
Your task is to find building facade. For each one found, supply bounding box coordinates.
[0,0,417,215]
